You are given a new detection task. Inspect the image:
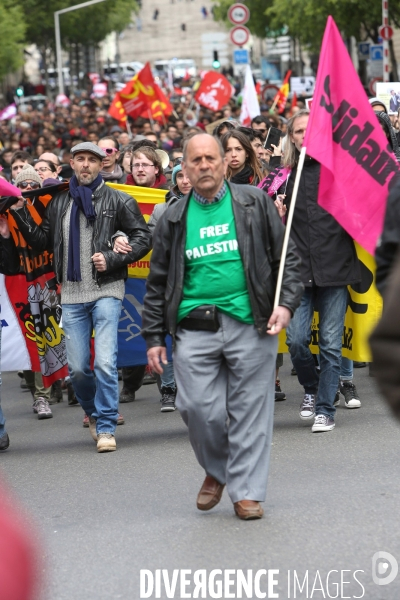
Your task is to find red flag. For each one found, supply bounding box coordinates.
[119,63,172,121]
[303,16,399,255]
[195,71,232,112]
[108,92,128,128]
[142,85,173,123]
[273,70,291,113]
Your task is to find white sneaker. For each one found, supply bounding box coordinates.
[32,397,53,420]
[340,381,361,408]
[299,394,316,420]
[312,414,335,432]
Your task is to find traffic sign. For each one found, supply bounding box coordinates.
[358,42,370,59]
[233,49,249,64]
[379,25,393,41]
[230,25,250,47]
[370,45,384,61]
[261,84,280,102]
[369,77,382,96]
[228,3,250,26]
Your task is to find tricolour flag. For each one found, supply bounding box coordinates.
[273,70,291,114]
[303,16,399,255]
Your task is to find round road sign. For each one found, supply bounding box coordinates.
[369,77,382,96]
[228,3,250,26]
[379,25,394,40]
[230,25,250,47]
[261,84,280,102]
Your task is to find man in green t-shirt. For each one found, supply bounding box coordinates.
[142,133,303,520]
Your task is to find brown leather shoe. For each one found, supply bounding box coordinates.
[196,475,225,511]
[234,500,264,520]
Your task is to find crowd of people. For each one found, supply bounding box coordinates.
[0,87,396,519]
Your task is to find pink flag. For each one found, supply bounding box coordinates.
[303,16,399,255]
[0,178,20,197]
[0,103,17,121]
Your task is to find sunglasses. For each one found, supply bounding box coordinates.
[103,147,119,155]
[18,181,41,190]
[173,157,183,166]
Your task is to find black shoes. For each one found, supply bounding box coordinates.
[49,380,63,405]
[275,379,286,401]
[0,433,10,451]
[119,388,136,403]
[160,387,176,412]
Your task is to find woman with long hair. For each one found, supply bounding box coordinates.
[221,130,263,185]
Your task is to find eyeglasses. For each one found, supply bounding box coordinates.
[131,163,155,170]
[18,181,41,190]
[103,147,119,155]
[35,166,53,173]
[173,157,183,166]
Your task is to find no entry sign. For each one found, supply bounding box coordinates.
[228,3,250,26]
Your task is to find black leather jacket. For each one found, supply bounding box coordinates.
[0,235,21,275]
[11,181,151,286]
[142,181,303,348]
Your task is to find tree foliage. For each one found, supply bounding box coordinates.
[61,0,138,46]
[212,0,400,51]
[0,1,26,80]
[13,0,137,53]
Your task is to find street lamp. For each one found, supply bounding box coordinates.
[54,0,110,95]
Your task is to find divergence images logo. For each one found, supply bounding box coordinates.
[372,551,399,586]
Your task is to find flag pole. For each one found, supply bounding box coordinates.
[273,146,307,310]
[147,108,155,130]
[125,119,132,139]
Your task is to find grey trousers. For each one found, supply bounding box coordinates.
[174,313,278,504]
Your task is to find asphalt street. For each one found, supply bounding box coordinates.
[0,357,400,600]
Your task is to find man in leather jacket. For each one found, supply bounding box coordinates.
[142,133,303,520]
[10,142,151,453]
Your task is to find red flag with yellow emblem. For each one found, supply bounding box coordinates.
[118,63,172,123]
[108,92,128,128]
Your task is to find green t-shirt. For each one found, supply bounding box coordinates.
[177,186,254,324]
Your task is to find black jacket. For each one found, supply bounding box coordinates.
[278,157,360,287]
[0,235,21,275]
[141,182,304,349]
[11,181,151,287]
[376,177,400,296]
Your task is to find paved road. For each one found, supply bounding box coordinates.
[1,359,399,600]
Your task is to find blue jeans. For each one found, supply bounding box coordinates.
[341,357,353,381]
[286,286,348,418]
[62,298,122,435]
[0,321,6,439]
[160,361,176,391]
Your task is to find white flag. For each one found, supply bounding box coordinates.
[240,65,260,126]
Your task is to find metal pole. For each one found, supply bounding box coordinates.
[383,0,390,82]
[54,0,110,95]
[54,12,64,95]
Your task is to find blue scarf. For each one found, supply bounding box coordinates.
[67,174,101,282]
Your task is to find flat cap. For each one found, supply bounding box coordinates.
[71,142,107,159]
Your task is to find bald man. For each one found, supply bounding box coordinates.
[39,152,62,176]
[142,134,303,520]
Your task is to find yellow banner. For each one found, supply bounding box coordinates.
[106,182,167,278]
[278,243,382,361]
